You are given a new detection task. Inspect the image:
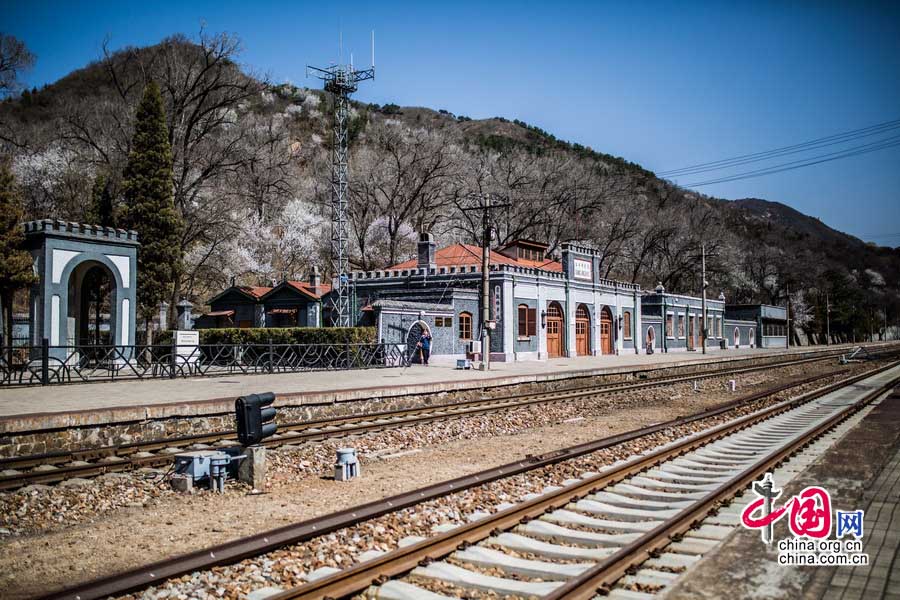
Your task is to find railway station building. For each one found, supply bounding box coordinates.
[197,234,789,362]
[349,234,642,363]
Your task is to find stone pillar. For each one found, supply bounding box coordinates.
[158,302,169,332]
[502,278,514,362]
[176,299,193,330]
[238,445,266,490]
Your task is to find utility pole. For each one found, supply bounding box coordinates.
[462,195,509,371]
[786,283,791,348]
[701,244,707,355]
[825,292,831,346]
[308,33,375,327]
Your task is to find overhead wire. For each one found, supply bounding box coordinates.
[682,134,900,187]
[658,118,900,177]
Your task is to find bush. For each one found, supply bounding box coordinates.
[158,327,376,346]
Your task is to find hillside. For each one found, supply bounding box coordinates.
[1,34,897,342]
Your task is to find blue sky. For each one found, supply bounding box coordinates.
[5,1,900,245]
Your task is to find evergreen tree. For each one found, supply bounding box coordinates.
[121,80,182,338]
[0,158,37,359]
[87,173,116,227]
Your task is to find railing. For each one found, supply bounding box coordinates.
[0,339,409,387]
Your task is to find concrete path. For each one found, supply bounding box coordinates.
[0,347,820,415]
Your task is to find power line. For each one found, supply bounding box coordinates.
[658,118,900,177]
[683,134,900,187]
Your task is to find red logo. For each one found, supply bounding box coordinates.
[742,481,833,539]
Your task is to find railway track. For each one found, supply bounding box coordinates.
[268,364,900,600]
[38,358,899,600]
[0,348,884,491]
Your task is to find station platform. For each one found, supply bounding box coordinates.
[0,343,886,435]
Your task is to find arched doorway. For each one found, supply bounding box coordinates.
[600,306,613,355]
[67,261,118,350]
[646,326,656,350]
[406,320,432,364]
[749,328,755,347]
[575,304,591,356]
[734,327,740,348]
[546,302,564,358]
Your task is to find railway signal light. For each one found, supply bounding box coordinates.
[235,392,278,445]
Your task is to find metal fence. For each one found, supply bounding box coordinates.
[0,339,410,387]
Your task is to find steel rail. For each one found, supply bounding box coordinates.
[543,378,900,599]
[0,348,882,489]
[39,360,898,600]
[264,363,900,600]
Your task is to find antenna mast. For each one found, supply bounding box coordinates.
[308,32,375,327]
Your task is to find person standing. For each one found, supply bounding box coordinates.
[419,330,432,365]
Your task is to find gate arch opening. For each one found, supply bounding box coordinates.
[405,320,432,364]
[67,261,119,349]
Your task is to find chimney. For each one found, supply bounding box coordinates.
[417,232,436,270]
[309,266,321,288]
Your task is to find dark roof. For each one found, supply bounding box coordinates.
[208,285,273,305]
[261,280,333,301]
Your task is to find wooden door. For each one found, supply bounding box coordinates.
[575,304,590,356]
[687,315,695,350]
[600,307,613,355]
[546,302,564,358]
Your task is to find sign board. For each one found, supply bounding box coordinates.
[573,258,593,281]
[175,330,200,362]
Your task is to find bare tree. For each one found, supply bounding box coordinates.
[0,34,35,97]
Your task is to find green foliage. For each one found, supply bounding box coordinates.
[86,174,117,227]
[0,158,37,345]
[158,326,376,345]
[121,81,182,318]
[380,103,402,115]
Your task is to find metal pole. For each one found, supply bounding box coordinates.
[701,244,706,355]
[826,292,831,346]
[786,284,791,348]
[480,195,491,371]
[41,337,49,385]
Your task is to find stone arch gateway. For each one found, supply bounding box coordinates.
[23,220,139,359]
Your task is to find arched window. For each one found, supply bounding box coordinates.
[459,312,473,340]
[547,303,562,318]
[576,304,590,320]
[749,328,755,346]
[734,327,740,347]
[623,311,632,340]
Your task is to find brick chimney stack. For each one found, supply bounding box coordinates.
[417,232,436,270]
[309,266,321,289]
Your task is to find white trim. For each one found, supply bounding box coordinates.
[51,249,80,284]
[121,298,130,345]
[106,254,131,289]
[50,295,60,345]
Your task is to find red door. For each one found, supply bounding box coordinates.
[600,307,613,354]
[546,302,564,358]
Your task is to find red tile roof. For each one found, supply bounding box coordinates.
[387,243,562,273]
[285,280,332,299]
[240,286,272,299]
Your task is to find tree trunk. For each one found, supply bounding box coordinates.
[2,291,12,369]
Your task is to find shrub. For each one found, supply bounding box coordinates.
[158,327,376,346]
